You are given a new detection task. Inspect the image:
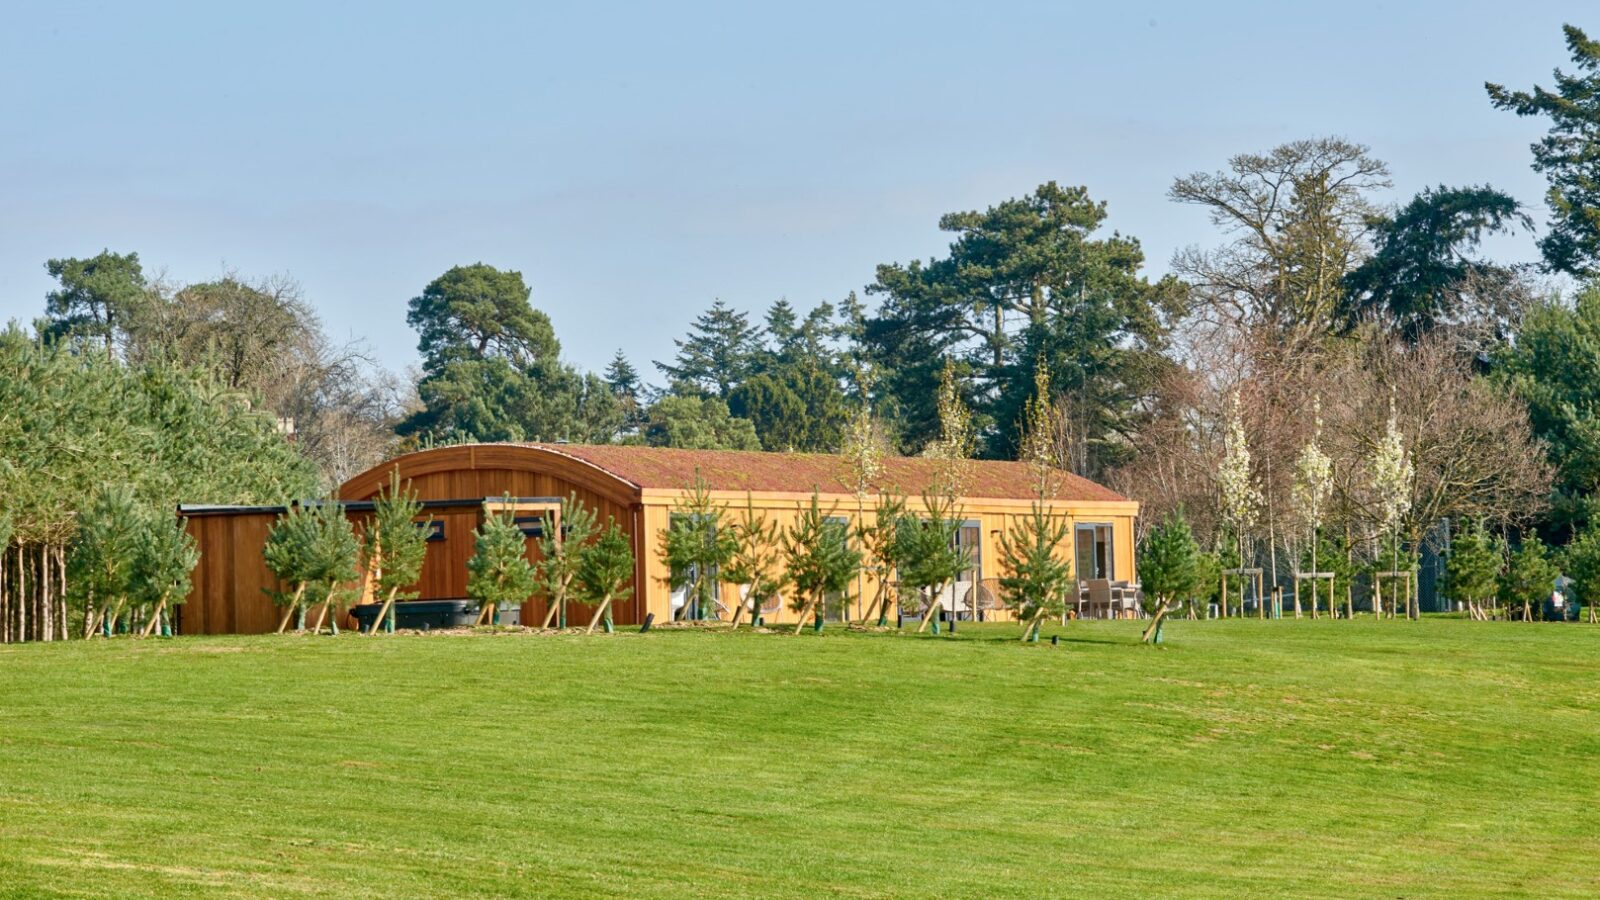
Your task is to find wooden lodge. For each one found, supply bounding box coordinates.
[177,443,1140,633]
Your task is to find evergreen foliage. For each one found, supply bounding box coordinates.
[305,502,361,633]
[781,494,861,634]
[1560,523,1600,621]
[1496,285,1600,534]
[1138,511,1202,643]
[535,493,598,629]
[66,485,145,634]
[0,328,317,548]
[128,513,200,635]
[896,492,970,633]
[653,300,760,398]
[573,519,634,633]
[466,505,538,625]
[363,472,429,632]
[857,492,909,626]
[997,504,1073,641]
[42,250,149,352]
[398,264,622,444]
[658,473,738,620]
[1343,186,1531,338]
[1444,519,1503,613]
[264,504,322,630]
[1499,536,1558,622]
[1488,25,1600,277]
[864,182,1183,462]
[723,495,784,628]
[641,395,760,450]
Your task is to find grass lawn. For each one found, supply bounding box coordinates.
[1,618,1596,898]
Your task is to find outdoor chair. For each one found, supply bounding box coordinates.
[1085,579,1113,619]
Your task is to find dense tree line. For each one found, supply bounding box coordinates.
[0,328,317,641]
[8,22,1600,639]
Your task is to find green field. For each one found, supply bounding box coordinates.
[1,619,1596,898]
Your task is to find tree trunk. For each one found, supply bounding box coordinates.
[916,587,945,633]
[369,585,401,635]
[792,595,817,635]
[41,543,52,642]
[277,583,306,634]
[1019,608,1046,642]
[310,583,338,634]
[1141,601,1171,644]
[540,586,562,629]
[586,595,615,634]
[103,596,126,638]
[141,597,168,637]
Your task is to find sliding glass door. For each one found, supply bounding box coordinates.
[1075,523,1113,582]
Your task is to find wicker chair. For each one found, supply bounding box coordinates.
[964,579,1005,621]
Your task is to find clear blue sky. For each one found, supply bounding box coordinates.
[0,1,1586,377]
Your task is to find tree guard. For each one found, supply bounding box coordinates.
[1219,568,1262,618]
[1372,570,1414,620]
[1294,571,1336,619]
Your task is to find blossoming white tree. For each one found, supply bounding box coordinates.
[1370,398,1414,619]
[1291,398,1334,618]
[1217,391,1261,616]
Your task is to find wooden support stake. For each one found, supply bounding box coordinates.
[585,595,614,634]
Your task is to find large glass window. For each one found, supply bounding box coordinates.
[1076,523,1113,582]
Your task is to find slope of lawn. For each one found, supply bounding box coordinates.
[1,618,1596,898]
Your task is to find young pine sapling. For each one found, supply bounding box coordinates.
[898,492,970,634]
[658,472,737,621]
[68,484,144,637]
[724,494,783,628]
[536,493,598,629]
[1138,512,1202,644]
[997,503,1073,643]
[130,512,199,637]
[364,471,429,635]
[856,492,908,626]
[781,493,861,635]
[575,519,635,634]
[467,506,538,626]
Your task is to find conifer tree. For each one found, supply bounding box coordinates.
[899,492,971,634]
[68,484,145,637]
[364,472,429,634]
[658,472,737,621]
[1499,536,1557,622]
[467,506,538,626]
[654,300,760,398]
[1561,523,1600,623]
[130,513,199,637]
[857,492,909,626]
[536,494,598,629]
[781,493,861,634]
[265,504,320,633]
[1138,512,1202,644]
[724,495,783,628]
[575,519,635,633]
[1444,519,1502,620]
[307,501,361,634]
[998,504,1074,642]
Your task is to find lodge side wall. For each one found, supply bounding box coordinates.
[181,446,1138,634]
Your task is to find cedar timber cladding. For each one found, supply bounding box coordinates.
[178,443,1140,634]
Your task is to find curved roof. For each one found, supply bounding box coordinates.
[340,443,1128,504]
